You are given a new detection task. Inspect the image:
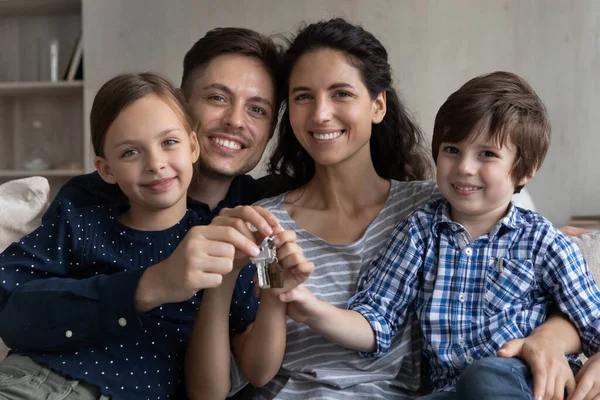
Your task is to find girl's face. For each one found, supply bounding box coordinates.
[288,48,386,169]
[94,94,199,218]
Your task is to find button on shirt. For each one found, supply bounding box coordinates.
[349,198,600,391]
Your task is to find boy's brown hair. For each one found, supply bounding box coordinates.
[90,72,193,157]
[432,71,551,193]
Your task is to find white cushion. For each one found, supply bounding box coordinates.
[0,177,50,252]
[0,176,50,361]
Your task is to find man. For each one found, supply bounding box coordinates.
[0,27,282,399]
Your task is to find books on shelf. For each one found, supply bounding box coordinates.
[63,35,83,81]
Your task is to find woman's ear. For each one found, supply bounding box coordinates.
[94,156,117,184]
[371,91,387,124]
[189,131,200,163]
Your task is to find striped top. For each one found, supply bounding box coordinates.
[248,180,440,399]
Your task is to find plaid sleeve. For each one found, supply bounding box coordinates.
[348,213,426,356]
[541,228,600,356]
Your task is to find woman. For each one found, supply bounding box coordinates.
[187,18,587,400]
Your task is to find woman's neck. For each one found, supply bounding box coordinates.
[119,198,188,231]
[289,153,389,213]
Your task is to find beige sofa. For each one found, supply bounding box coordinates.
[0,177,599,363]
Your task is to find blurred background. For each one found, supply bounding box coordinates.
[2,0,599,226]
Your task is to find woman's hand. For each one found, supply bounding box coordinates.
[269,230,314,297]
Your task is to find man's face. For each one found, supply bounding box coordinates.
[186,53,276,179]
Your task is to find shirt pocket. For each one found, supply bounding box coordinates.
[483,258,536,317]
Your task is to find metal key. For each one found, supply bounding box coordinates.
[251,236,284,289]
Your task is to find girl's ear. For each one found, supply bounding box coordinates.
[371,90,387,124]
[94,156,117,184]
[189,131,200,163]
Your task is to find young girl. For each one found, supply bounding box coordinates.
[0,73,310,400]
[0,73,202,400]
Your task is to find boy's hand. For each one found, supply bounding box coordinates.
[279,284,321,324]
[498,336,576,400]
[569,353,600,400]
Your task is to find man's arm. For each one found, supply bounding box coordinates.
[0,202,257,353]
[43,172,127,223]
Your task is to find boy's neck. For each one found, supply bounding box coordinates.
[119,200,188,231]
[188,173,235,211]
[449,202,511,240]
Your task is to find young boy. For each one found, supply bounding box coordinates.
[282,71,600,399]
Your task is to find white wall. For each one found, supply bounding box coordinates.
[83,0,600,226]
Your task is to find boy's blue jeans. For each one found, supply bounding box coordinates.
[419,357,534,400]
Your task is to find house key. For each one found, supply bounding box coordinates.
[251,236,284,289]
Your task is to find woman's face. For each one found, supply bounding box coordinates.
[288,48,386,168]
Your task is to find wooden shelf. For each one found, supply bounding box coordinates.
[0,81,83,96]
[0,169,83,178]
[0,0,80,17]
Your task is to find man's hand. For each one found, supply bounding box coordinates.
[135,224,262,312]
[211,205,281,262]
[569,353,600,400]
[498,336,576,400]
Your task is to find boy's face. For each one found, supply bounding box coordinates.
[436,132,532,227]
[94,94,200,216]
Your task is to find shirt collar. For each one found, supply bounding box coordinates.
[431,199,526,239]
[186,174,268,218]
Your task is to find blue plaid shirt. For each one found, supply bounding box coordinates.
[348,198,600,391]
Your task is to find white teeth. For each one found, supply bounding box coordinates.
[453,184,480,191]
[211,137,242,150]
[312,131,343,140]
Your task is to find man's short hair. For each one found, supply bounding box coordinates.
[432,71,551,193]
[181,27,282,109]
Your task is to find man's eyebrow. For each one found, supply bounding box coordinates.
[248,96,273,110]
[290,82,356,93]
[203,83,273,110]
[202,83,232,95]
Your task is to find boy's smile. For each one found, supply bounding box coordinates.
[436,133,532,237]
